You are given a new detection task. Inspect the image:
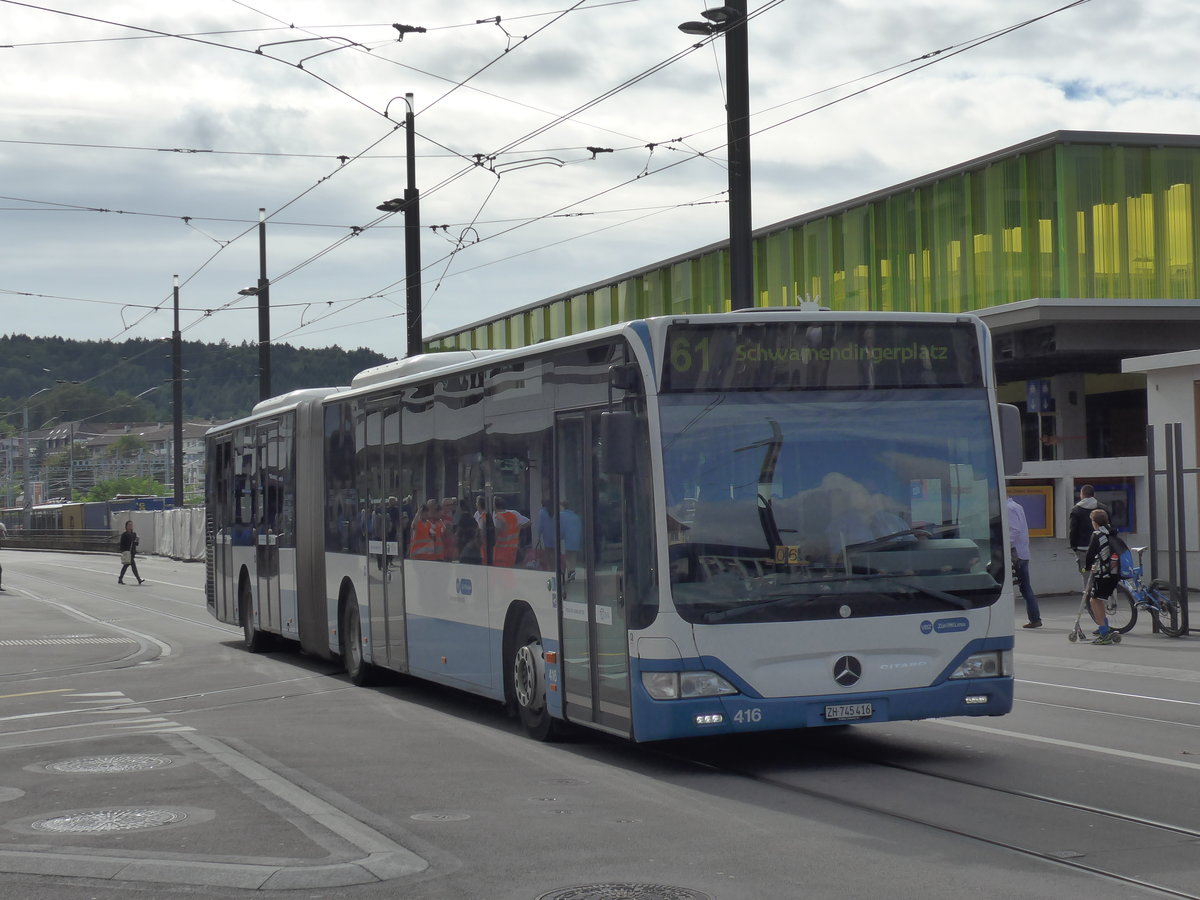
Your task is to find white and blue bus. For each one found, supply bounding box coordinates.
[206,310,1022,741]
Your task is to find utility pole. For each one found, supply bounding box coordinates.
[377,93,423,358]
[67,421,74,501]
[256,208,271,400]
[679,2,754,310]
[22,405,31,531]
[724,0,754,310]
[172,276,184,507]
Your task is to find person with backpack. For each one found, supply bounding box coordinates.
[1083,508,1122,644]
[1068,483,1108,580]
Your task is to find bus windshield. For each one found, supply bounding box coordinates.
[661,389,1004,625]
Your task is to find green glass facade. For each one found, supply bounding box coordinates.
[427,133,1200,351]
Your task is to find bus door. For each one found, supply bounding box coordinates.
[255,423,281,633]
[210,436,236,622]
[556,410,632,736]
[364,401,407,671]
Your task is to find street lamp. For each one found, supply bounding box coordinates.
[22,386,53,529]
[378,92,423,358]
[679,2,754,310]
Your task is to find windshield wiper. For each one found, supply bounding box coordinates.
[844,523,958,552]
[866,575,972,610]
[698,572,971,622]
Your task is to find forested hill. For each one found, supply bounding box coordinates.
[1,334,390,426]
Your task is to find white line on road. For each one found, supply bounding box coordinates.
[936,718,1200,771]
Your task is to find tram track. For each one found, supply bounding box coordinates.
[653,733,1200,899]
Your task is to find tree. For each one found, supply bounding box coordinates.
[108,434,149,459]
[84,475,168,502]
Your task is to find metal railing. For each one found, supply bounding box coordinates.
[1,529,119,553]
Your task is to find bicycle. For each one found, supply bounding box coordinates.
[1098,546,1184,637]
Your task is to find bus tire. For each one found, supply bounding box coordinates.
[240,576,270,653]
[508,608,562,741]
[340,592,376,686]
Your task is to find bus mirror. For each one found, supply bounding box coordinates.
[609,363,640,393]
[998,403,1023,475]
[601,411,635,475]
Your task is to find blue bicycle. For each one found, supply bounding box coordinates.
[1107,546,1183,637]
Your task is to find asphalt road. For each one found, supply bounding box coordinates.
[1,549,1198,900]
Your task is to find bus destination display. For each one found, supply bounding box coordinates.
[662,320,982,392]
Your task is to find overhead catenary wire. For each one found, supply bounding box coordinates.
[3,0,1096,353]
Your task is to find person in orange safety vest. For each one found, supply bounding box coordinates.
[491,496,530,567]
[409,499,444,560]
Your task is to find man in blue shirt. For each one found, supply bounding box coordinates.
[1007,496,1041,628]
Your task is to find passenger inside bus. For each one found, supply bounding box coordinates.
[491,496,530,567]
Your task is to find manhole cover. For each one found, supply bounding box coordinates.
[410,812,471,822]
[31,808,188,833]
[46,755,175,774]
[537,885,711,900]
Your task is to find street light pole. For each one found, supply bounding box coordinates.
[172,275,184,507]
[21,386,51,530]
[22,404,31,531]
[68,421,75,501]
[377,92,423,358]
[680,2,754,310]
[724,1,753,310]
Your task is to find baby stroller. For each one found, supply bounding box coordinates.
[1067,568,1122,644]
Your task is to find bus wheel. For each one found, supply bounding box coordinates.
[340,594,375,686]
[509,609,562,741]
[240,578,269,653]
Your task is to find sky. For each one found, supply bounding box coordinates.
[3,0,1199,364]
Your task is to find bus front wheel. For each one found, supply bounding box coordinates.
[509,609,562,741]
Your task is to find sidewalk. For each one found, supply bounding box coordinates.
[1013,591,1197,671]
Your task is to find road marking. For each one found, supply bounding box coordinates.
[0,689,74,700]
[936,719,1200,772]
[0,637,137,646]
[1018,678,1200,708]
[0,692,190,734]
[1016,653,1200,684]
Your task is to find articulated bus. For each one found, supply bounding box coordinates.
[206,310,1022,742]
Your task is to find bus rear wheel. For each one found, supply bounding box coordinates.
[509,609,562,741]
[240,578,269,653]
[340,594,376,686]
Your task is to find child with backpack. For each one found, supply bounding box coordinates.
[1083,508,1125,644]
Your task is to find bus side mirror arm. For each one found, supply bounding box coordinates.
[998,403,1022,476]
[601,410,636,475]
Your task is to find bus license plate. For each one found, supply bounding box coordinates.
[824,703,873,721]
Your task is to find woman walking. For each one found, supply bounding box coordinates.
[118,520,145,585]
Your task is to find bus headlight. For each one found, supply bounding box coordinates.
[642,670,739,700]
[949,650,1012,679]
